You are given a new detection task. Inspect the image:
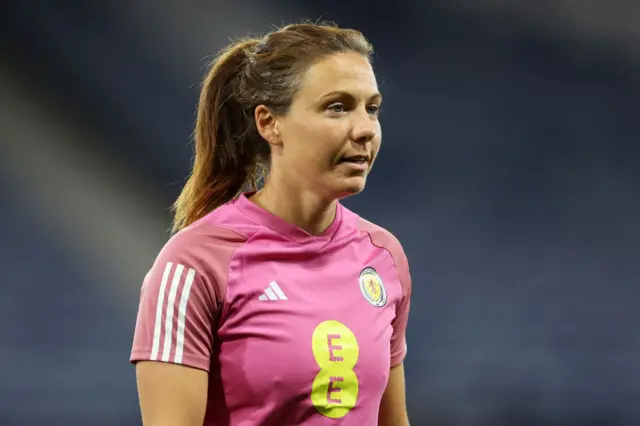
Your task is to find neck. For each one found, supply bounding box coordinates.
[250,179,337,236]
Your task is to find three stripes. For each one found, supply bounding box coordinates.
[258,280,287,301]
[150,262,196,364]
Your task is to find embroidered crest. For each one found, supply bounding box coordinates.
[359,267,387,307]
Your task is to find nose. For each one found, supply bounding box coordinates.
[350,109,378,144]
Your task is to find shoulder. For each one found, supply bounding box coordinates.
[153,216,247,282]
[347,209,406,262]
[346,209,411,295]
[163,217,246,257]
[354,215,403,254]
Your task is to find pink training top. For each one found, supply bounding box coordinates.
[131,193,412,425]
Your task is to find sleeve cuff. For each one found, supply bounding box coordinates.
[130,350,210,372]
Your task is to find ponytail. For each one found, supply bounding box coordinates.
[171,39,265,233]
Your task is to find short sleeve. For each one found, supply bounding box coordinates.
[130,231,220,372]
[390,247,411,367]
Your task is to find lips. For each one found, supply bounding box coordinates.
[340,155,369,164]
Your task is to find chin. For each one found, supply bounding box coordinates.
[333,177,367,199]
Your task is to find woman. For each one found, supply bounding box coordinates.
[131,22,412,426]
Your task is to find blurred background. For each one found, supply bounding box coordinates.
[2,1,639,425]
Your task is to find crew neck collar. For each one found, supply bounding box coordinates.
[233,192,343,245]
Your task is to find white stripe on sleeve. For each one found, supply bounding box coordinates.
[150,262,173,360]
[161,263,184,362]
[174,267,196,364]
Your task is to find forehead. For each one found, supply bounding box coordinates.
[295,52,379,101]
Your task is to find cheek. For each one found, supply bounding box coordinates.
[292,121,344,164]
[282,127,327,174]
[371,136,382,159]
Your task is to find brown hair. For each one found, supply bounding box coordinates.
[171,22,373,233]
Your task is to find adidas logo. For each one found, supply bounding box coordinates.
[258,281,288,301]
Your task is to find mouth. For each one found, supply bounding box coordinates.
[339,155,369,165]
[338,155,369,172]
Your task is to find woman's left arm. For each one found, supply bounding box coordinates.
[378,363,410,426]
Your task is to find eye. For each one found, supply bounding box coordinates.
[366,104,381,116]
[327,103,346,113]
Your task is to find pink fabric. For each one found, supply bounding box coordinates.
[131,193,411,425]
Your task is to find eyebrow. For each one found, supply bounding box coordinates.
[319,90,383,103]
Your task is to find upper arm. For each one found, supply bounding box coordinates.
[390,241,411,367]
[381,232,412,424]
[130,229,226,425]
[378,363,410,426]
[130,241,218,370]
[136,361,208,426]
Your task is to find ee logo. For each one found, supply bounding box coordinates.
[310,320,360,418]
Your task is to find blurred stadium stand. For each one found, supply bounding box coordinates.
[2,1,639,425]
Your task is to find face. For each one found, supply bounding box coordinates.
[263,52,382,200]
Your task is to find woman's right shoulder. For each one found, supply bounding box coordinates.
[170,217,248,249]
[153,218,248,277]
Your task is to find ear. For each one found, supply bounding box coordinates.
[254,105,282,147]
